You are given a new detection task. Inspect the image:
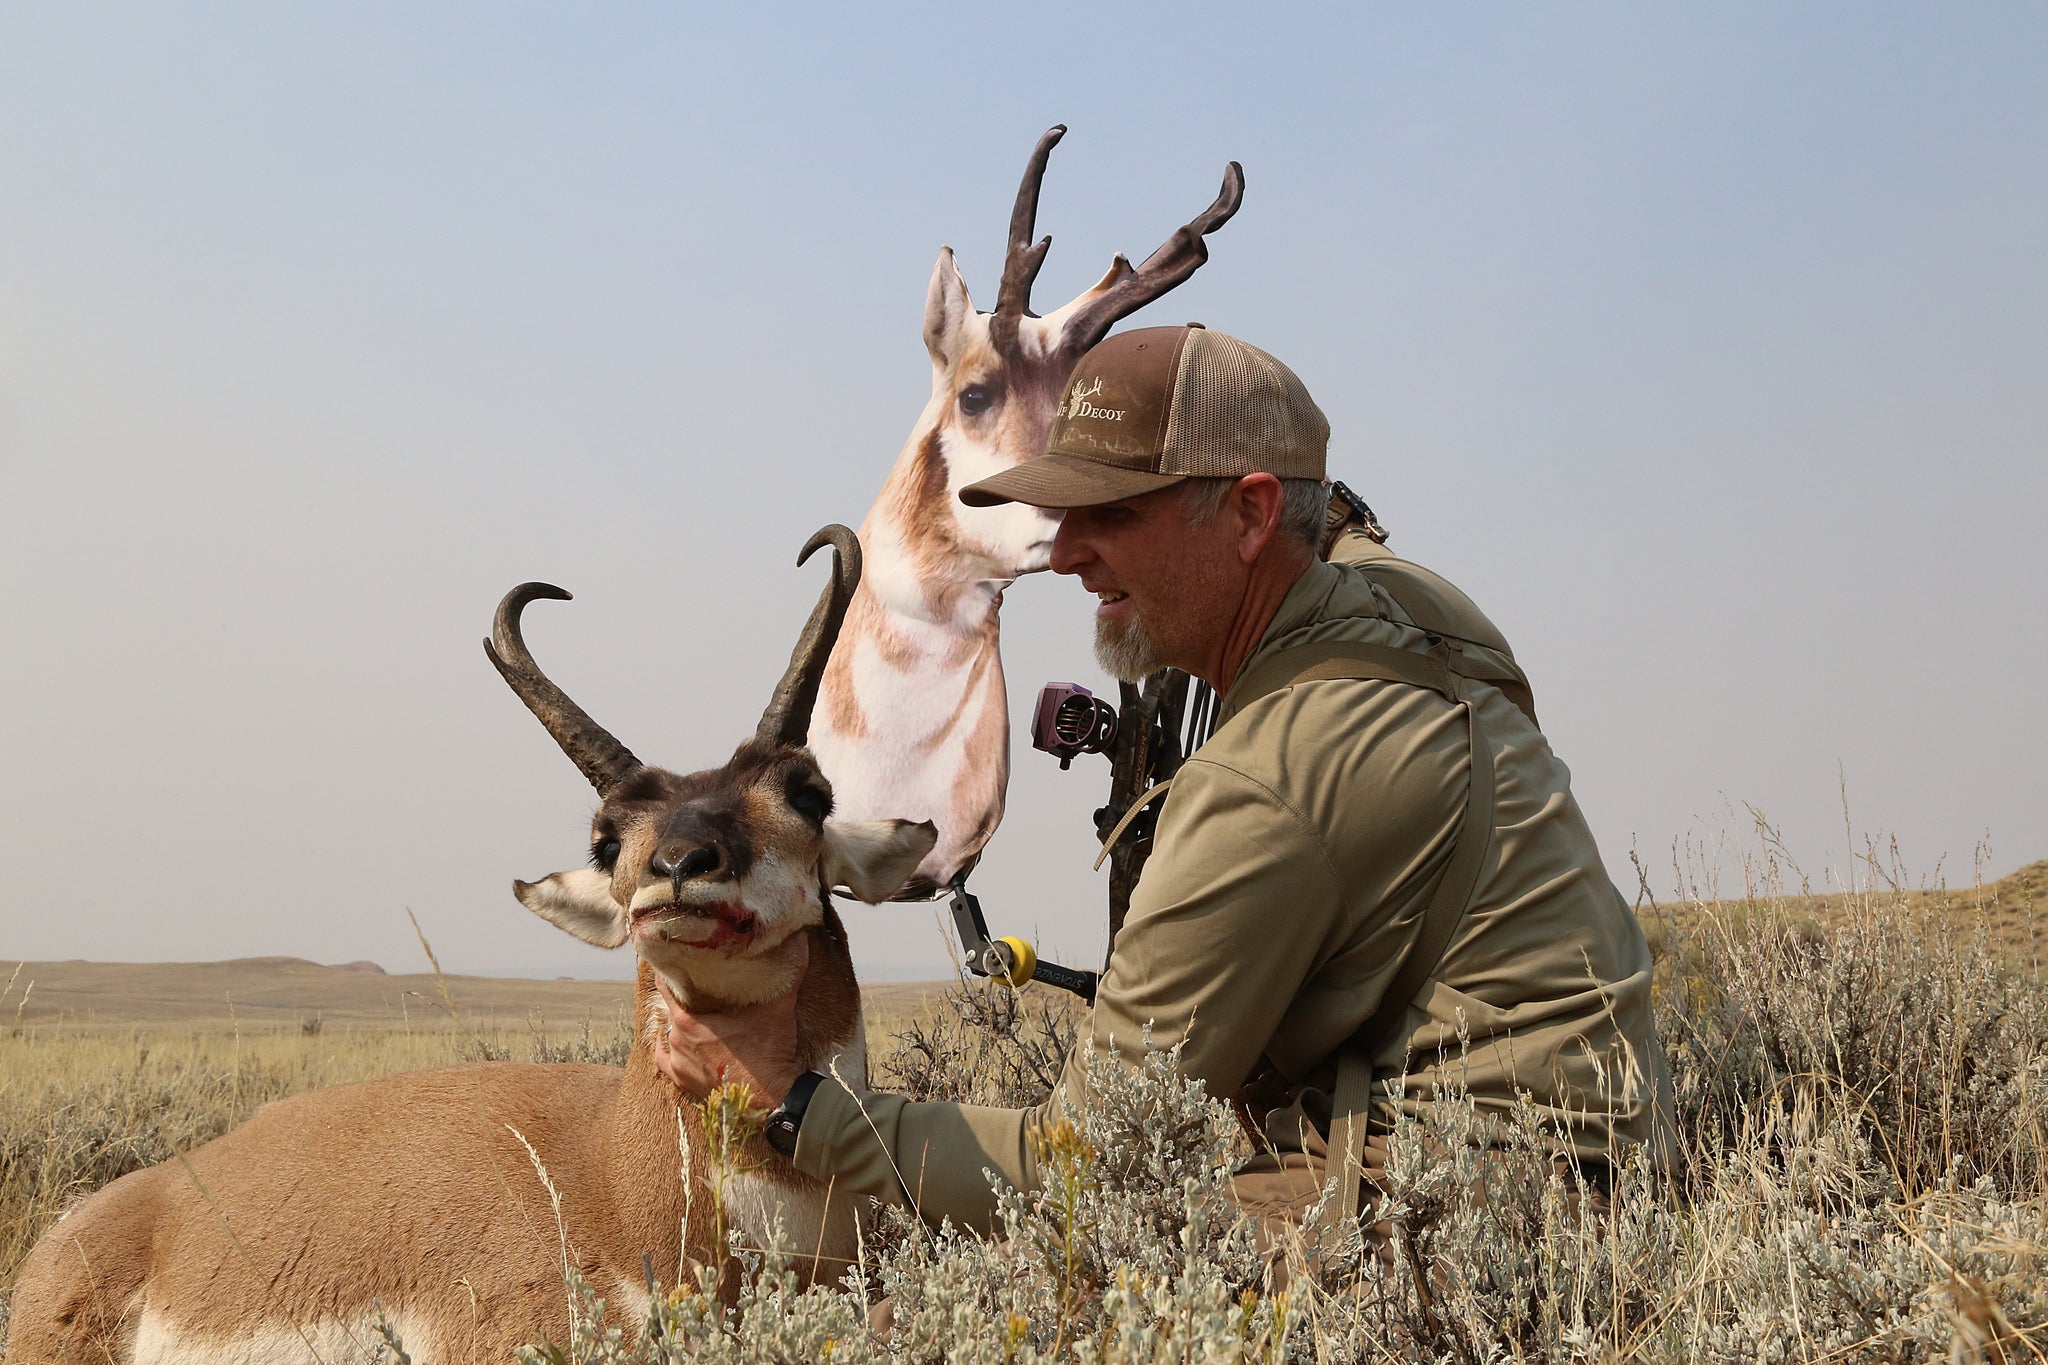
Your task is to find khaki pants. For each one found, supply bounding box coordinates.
[1229,1118,1395,1288]
[1228,1123,1610,1290]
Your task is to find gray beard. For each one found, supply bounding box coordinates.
[1095,612,1166,683]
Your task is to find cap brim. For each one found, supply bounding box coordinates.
[958,454,1187,510]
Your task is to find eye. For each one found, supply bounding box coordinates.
[786,783,831,825]
[589,837,622,871]
[958,382,999,417]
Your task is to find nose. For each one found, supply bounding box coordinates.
[650,843,722,883]
[1048,513,1090,577]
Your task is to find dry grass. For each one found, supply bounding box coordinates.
[1642,856,2046,982]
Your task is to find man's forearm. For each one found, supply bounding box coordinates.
[790,1079,1048,1233]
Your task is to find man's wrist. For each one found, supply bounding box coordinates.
[762,1070,827,1157]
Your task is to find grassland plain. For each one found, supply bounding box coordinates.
[2,855,2043,1361]
[0,955,947,1034]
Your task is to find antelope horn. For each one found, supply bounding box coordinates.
[756,524,862,748]
[988,124,1066,357]
[485,583,642,794]
[1055,160,1246,361]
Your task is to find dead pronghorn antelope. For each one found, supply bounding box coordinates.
[812,125,1243,892]
[5,525,934,1365]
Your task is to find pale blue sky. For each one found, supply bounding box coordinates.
[3,4,2043,979]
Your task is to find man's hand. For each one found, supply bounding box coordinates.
[652,934,808,1108]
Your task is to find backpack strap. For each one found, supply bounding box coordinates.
[1343,551,1542,730]
[1432,650,1537,732]
[1222,636,1536,731]
[1221,640,1460,723]
[1216,637,1500,1232]
[1332,687,1493,1226]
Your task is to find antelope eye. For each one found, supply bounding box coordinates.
[958,382,997,417]
[786,783,830,825]
[589,837,622,871]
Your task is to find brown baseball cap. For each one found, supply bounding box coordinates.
[958,324,1330,509]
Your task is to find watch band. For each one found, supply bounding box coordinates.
[762,1070,826,1157]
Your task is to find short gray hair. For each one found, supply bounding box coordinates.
[1178,476,1328,547]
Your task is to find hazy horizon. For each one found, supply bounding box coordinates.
[4,5,2043,981]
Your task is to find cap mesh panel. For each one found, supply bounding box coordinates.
[1163,330,1329,479]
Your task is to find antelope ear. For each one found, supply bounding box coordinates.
[513,868,629,948]
[923,248,975,367]
[822,820,939,903]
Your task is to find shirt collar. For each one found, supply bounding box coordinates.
[1220,559,1342,702]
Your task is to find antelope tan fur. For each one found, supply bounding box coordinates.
[6,525,935,1365]
[810,125,1243,893]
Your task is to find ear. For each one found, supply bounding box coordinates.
[1231,472,1287,566]
[821,819,939,903]
[923,248,975,367]
[513,868,629,948]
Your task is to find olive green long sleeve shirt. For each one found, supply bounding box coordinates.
[794,543,1672,1230]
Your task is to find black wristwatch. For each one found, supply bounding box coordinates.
[762,1071,826,1157]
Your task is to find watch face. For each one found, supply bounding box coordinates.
[766,1115,798,1156]
[764,1071,822,1157]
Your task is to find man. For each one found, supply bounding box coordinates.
[657,324,1672,1240]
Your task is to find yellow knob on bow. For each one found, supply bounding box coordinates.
[994,936,1037,988]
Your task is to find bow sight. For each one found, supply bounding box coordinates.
[1029,683,1119,768]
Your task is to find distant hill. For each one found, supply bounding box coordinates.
[0,955,950,1033]
[1646,858,2044,973]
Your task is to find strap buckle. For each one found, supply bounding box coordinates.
[1323,480,1389,552]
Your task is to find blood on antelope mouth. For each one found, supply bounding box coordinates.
[636,900,760,948]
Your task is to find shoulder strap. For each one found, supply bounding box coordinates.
[1213,636,1500,1231]
[1216,641,1496,1060]
[1436,652,1539,732]
[1321,532,1541,729]
[1331,688,1494,1225]
[1221,640,1459,724]
[1222,637,1538,731]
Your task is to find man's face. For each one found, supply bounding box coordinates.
[1048,483,1244,684]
